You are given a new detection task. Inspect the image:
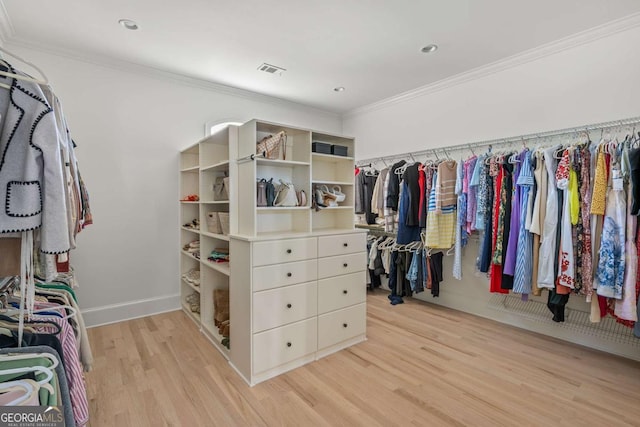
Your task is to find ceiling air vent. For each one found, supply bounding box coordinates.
[257,63,286,75]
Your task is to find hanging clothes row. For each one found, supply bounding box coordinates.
[0,49,93,425]
[365,233,445,305]
[357,120,639,334]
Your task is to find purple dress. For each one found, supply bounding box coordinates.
[503,151,525,275]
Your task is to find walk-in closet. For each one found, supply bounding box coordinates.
[1,1,640,426]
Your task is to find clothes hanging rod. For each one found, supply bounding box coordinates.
[236,152,267,163]
[357,115,640,165]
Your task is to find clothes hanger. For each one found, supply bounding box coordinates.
[0,379,37,405]
[0,366,55,395]
[0,47,48,86]
[0,352,60,369]
[3,304,77,321]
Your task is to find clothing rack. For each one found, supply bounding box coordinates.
[357,115,640,166]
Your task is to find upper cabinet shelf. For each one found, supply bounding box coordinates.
[236,119,355,237]
[201,160,230,172]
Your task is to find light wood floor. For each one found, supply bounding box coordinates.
[85,291,640,427]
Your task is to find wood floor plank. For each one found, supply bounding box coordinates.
[85,291,640,426]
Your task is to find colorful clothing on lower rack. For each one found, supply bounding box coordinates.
[595,172,626,299]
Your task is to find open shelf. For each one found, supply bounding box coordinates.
[181,165,200,172]
[182,278,200,292]
[180,201,200,204]
[256,159,310,167]
[200,200,229,204]
[181,250,200,261]
[202,260,230,276]
[201,160,230,172]
[312,153,355,161]
[202,320,230,356]
[181,227,200,235]
[181,302,201,324]
[200,231,230,241]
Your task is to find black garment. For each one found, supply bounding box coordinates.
[403,163,421,227]
[430,251,444,297]
[388,251,398,297]
[355,172,366,214]
[501,160,514,290]
[414,251,425,294]
[547,288,570,322]
[554,188,563,280]
[479,172,495,273]
[630,148,640,215]
[363,173,378,224]
[386,160,406,211]
[403,252,413,297]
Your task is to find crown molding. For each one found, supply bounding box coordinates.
[0,1,15,45]
[4,37,341,120]
[344,12,640,119]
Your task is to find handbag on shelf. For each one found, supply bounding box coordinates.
[206,211,222,234]
[217,212,230,235]
[256,131,287,160]
[265,178,276,207]
[274,180,298,207]
[213,175,229,201]
[297,189,307,207]
[257,179,267,207]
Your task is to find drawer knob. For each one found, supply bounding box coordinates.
[343,290,348,294]
[343,243,348,247]
[343,263,348,267]
[286,342,292,347]
[343,323,348,328]
[286,303,292,309]
[286,249,292,254]
[287,272,292,277]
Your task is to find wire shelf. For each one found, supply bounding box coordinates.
[488,294,640,347]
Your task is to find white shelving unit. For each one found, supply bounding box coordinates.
[180,119,366,386]
[228,119,367,386]
[179,126,237,357]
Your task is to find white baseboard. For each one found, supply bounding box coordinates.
[83,294,180,328]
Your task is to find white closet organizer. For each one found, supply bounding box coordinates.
[179,126,238,356]
[180,120,366,385]
[230,120,366,385]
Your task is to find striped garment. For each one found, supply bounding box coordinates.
[513,151,534,294]
[36,313,89,426]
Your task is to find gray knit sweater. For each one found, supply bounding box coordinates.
[0,65,70,254]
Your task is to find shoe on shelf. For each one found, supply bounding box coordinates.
[181,194,200,202]
[182,269,200,286]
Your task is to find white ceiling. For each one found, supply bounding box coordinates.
[2,0,640,113]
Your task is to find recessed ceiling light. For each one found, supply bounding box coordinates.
[118,19,139,30]
[421,44,438,53]
[334,87,345,92]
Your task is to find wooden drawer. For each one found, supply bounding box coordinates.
[253,281,318,332]
[317,303,366,350]
[253,237,317,267]
[253,318,317,374]
[318,233,366,257]
[317,252,367,279]
[253,259,317,292]
[318,271,366,314]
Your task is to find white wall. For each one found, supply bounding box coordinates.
[344,24,640,360]
[5,44,341,326]
[345,25,640,159]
